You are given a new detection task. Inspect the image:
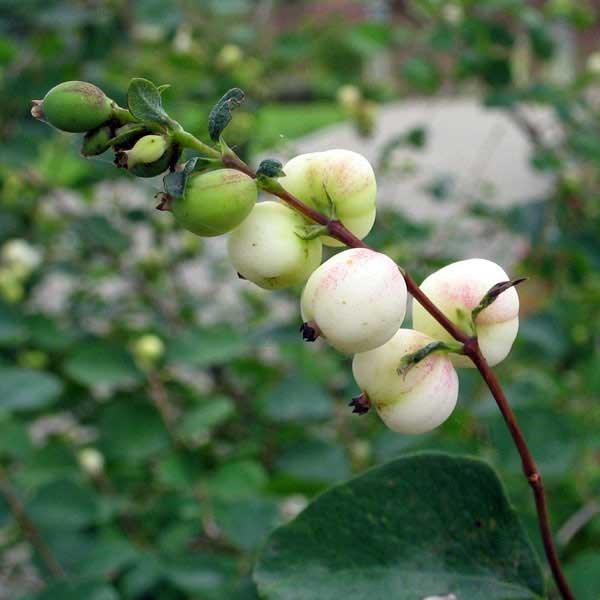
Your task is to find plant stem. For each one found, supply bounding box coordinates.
[215,145,575,600]
[0,467,65,579]
[174,131,221,159]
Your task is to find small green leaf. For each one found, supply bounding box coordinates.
[208,88,245,142]
[256,159,285,178]
[163,157,200,199]
[472,278,527,322]
[255,452,544,600]
[127,78,172,127]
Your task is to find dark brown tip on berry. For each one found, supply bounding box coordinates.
[349,392,370,415]
[114,150,129,169]
[155,193,173,211]
[31,100,45,120]
[237,272,247,280]
[300,320,320,342]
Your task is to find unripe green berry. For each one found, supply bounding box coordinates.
[412,258,520,368]
[172,169,257,237]
[282,149,377,247]
[353,329,459,434]
[301,248,407,354]
[32,81,113,133]
[132,334,165,368]
[228,201,322,290]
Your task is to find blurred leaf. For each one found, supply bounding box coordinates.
[263,374,333,422]
[213,496,280,551]
[99,401,169,461]
[179,395,235,442]
[565,551,600,600]
[0,300,25,346]
[275,440,350,485]
[19,579,118,600]
[167,326,249,368]
[63,340,142,388]
[166,554,237,596]
[402,57,441,94]
[255,453,544,600]
[79,535,140,578]
[27,479,99,530]
[208,459,268,499]
[0,367,62,411]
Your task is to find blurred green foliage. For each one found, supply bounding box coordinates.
[1,0,600,598]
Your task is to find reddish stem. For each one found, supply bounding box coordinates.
[223,151,575,600]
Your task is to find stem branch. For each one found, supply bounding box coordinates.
[0,467,65,579]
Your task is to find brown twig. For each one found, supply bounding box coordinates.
[221,150,575,600]
[0,467,65,579]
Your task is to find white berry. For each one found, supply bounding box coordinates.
[301,248,407,353]
[352,329,459,434]
[281,149,376,247]
[228,201,322,290]
[412,258,520,367]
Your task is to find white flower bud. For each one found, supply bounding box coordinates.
[412,258,520,367]
[78,447,105,477]
[352,329,459,434]
[1,239,41,278]
[301,248,407,354]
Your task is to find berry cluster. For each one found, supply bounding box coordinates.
[31,81,521,436]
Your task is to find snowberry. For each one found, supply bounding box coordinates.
[132,334,165,369]
[281,149,376,246]
[412,258,520,368]
[228,201,322,290]
[78,448,105,478]
[301,248,407,354]
[352,329,459,434]
[31,81,113,133]
[172,169,257,237]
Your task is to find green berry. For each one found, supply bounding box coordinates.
[32,81,113,133]
[115,135,180,178]
[173,169,257,237]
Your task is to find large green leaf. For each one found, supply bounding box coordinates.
[255,453,545,600]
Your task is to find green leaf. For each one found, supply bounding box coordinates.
[163,157,200,199]
[402,57,441,94]
[208,459,268,499]
[27,479,99,530]
[255,452,544,600]
[63,340,142,388]
[0,367,62,411]
[0,301,25,346]
[166,326,249,368]
[263,375,333,422]
[179,396,235,443]
[208,88,245,142]
[275,440,350,485]
[127,78,172,127]
[21,579,118,600]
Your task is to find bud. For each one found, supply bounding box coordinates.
[352,329,459,434]
[31,81,113,133]
[281,149,377,247]
[412,259,520,368]
[81,124,114,157]
[18,350,49,370]
[0,269,24,303]
[172,169,257,237]
[228,201,322,290]
[132,334,165,368]
[78,448,105,477]
[301,248,407,354]
[115,135,179,178]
